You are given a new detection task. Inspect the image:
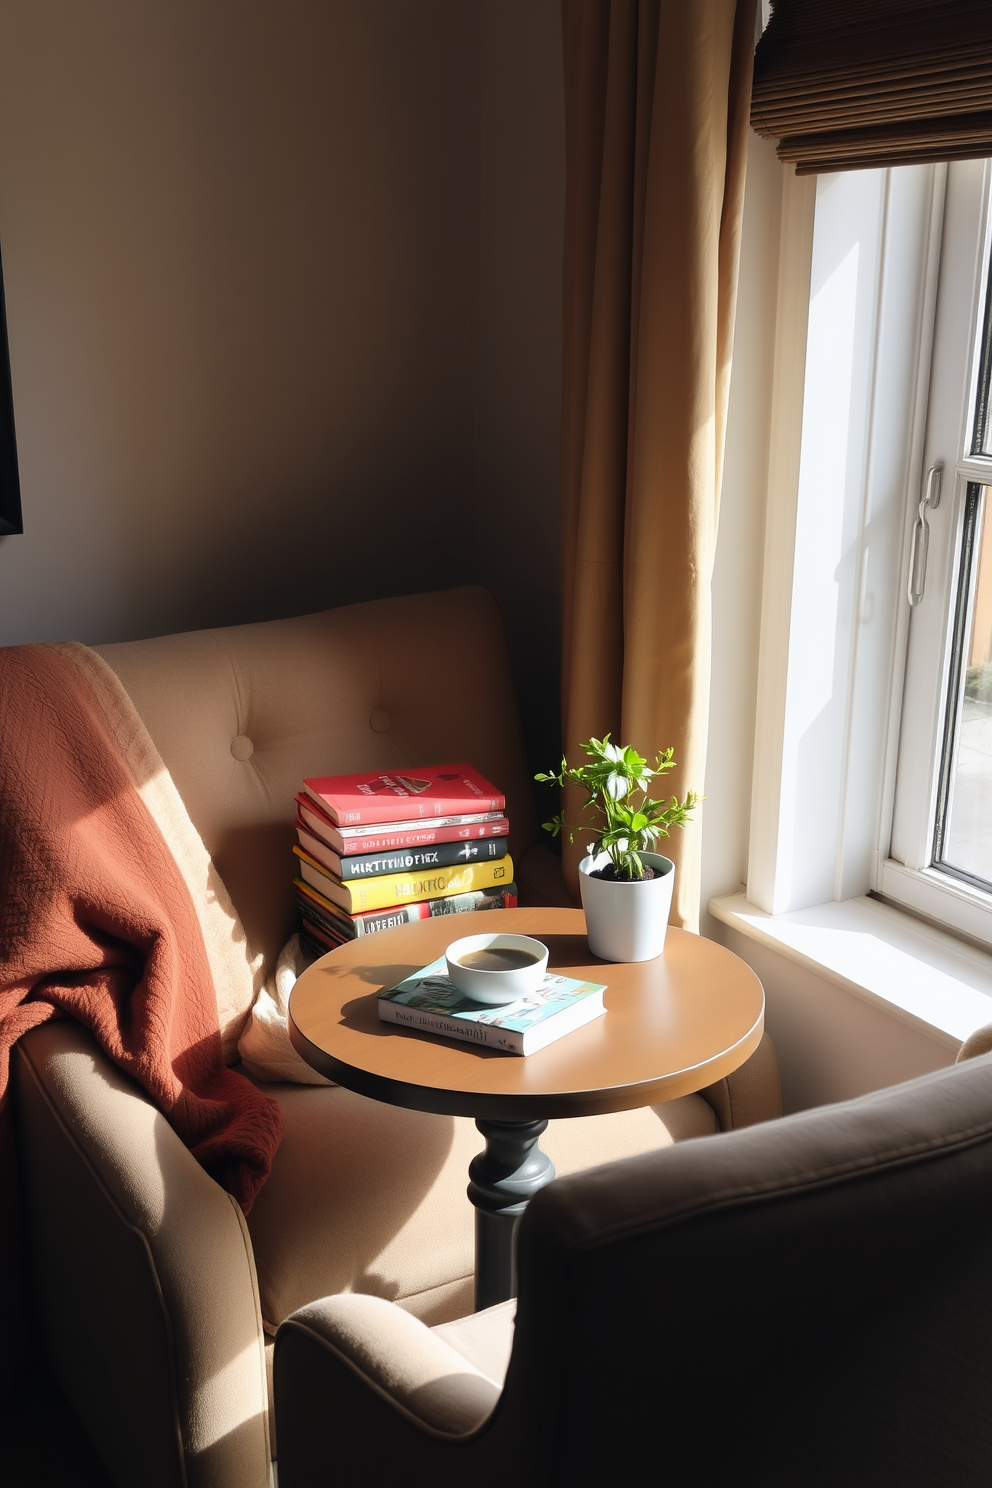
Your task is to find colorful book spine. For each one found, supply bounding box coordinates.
[298,797,508,857]
[297,826,509,881]
[299,920,347,958]
[303,763,505,826]
[297,892,352,942]
[295,877,518,940]
[295,877,356,929]
[293,845,514,914]
[296,798,510,854]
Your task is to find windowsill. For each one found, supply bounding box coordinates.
[707,892,992,1051]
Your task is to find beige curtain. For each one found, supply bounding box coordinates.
[560,0,756,929]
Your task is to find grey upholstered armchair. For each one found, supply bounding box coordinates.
[274,1050,992,1487]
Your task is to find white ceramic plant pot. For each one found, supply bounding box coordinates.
[578,850,675,963]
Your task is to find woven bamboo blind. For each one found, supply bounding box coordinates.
[751,0,992,175]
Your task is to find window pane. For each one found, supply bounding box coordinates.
[938,485,992,884]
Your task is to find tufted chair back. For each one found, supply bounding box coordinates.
[94,586,538,977]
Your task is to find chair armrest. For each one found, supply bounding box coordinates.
[957,1022,992,1061]
[275,1295,500,1438]
[698,1031,781,1130]
[14,1020,270,1488]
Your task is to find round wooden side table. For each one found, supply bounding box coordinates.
[289,907,764,1308]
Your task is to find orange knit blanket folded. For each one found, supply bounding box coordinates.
[0,642,283,1210]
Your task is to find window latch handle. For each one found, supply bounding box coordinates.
[908,464,943,607]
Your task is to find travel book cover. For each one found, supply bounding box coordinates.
[295,795,509,854]
[293,845,513,914]
[301,764,505,826]
[296,825,510,881]
[377,955,607,1056]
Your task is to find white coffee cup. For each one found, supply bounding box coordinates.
[444,932,549,1005]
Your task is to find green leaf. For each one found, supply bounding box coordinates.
[536,736,697,875]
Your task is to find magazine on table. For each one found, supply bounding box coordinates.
[377,955,607,1056]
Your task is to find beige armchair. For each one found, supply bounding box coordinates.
[11,585,780,1487]
[274,1050,992,1488]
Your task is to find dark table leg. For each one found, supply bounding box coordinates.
[467,1117,556,1311]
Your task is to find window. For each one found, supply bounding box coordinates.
[883,159,992,945]
[733,154,992,959]
[746,160,948,925]
[710,149,992,1062]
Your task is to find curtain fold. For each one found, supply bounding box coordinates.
[560,0,756,929]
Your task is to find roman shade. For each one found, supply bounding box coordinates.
[751,0,992,175]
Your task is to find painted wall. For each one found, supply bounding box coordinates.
[0,0,564,773]
[469,5,564,784]
[716,925,953,1114]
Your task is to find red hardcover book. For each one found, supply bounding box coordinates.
[301,764,505,827]
[295,800,510,855]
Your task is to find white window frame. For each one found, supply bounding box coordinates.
[747,161,948,919]
[710,155,992,1049]
[880,158,992,943]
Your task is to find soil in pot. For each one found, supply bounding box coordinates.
[589,863,658,883]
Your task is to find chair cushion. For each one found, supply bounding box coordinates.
[93,587,539,975]
[432,1300,517,1387]
[245,1082,717,1331]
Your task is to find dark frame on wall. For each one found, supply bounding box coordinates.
[0,244,21,536]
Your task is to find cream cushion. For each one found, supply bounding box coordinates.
[432,1298,517,1387]
[93,587,540,980]
[246,1083,718,1331]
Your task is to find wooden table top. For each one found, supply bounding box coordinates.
[288,907,764,1121]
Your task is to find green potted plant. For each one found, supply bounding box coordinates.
[536,736,698,961]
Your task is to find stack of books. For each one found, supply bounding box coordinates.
[293,763,517,956]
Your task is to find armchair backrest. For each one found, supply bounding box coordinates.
[508,1054,992,1485]
[93,586,537,973]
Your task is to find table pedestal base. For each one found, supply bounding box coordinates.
[467,1118,556,1310]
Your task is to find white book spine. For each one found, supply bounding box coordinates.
[377,999,524,1054]
[352,906,424,937]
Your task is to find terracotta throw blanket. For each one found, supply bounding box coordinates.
[0,642,284,1211]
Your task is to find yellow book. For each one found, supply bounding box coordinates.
[293,845,514,914]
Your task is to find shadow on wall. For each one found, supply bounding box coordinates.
[0,0,566,788]
[0,1,563,691]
